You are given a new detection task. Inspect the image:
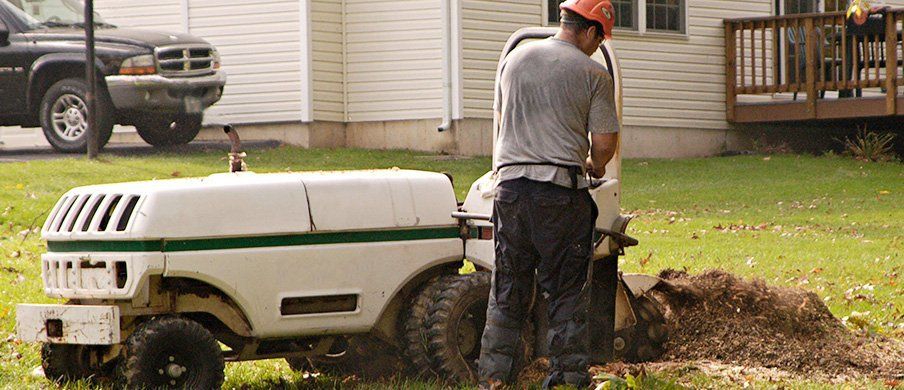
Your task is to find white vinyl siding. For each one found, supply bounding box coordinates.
[95,0,183,32]
[99,0,308,125]
[344,0,443,122]
[311,0,344,121]
[461,0,542,118]
[188,0,305,124]
[612,0,772,130]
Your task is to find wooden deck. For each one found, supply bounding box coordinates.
[724,9,903,123]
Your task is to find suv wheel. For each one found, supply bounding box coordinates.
[117,316,224,389]
[40,78,114,153]
[134,113,202,147]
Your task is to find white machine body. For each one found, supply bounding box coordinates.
[19,170,462,343]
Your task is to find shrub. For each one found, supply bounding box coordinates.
[840,125,897,162]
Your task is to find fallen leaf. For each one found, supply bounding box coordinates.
[639,252,652,268]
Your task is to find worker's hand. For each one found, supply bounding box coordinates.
[585,157,606,179]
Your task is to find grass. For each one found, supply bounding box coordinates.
[0,146,901,389]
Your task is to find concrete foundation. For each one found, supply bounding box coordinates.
[3,119,758,158]
[620,126,754,158]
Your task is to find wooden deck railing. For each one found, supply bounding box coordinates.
[725,9,904,121]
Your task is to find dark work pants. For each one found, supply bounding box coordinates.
[477,178,596,388]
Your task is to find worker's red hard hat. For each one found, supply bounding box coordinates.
[559,0,615,39]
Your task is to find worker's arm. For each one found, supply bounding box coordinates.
[586,133,618,178]
[585,67,619,179]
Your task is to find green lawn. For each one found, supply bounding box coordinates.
[0,147,901,389]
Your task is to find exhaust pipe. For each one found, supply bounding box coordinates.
[223,125,246,173]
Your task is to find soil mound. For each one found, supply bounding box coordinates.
[653,269,903,379]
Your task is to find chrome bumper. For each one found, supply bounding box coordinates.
[105,70,226,112]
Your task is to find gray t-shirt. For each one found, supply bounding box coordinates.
[493,37,619,189]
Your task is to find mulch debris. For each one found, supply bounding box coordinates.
[519,269,903,384]
[649,269,902,380]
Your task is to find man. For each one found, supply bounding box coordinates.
[477,0,619,388]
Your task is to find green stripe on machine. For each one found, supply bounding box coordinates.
[46,226,462,253]
[46,240,164,252]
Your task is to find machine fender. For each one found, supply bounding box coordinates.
[173,293,253,338]
[370,255,465,344]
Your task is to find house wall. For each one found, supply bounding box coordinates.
[95,0,309,125]
[94,0,182,31]
[343,0,444,122]
[311,0,345,122]
[460,0,543,118]
[612,0,772,134]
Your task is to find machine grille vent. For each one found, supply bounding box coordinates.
[44,194,143,233]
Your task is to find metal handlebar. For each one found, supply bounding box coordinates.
[451,212,492,221]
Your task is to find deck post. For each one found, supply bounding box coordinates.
[885,12,898,115]
[725,22,737,121]
[804,18,817,118]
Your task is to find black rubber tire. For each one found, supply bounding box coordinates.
[42,344,117,383]
[134,113,202,147]
[287,336,407,380]
[39,78,114,153]
[116,316,224,389]
[623,294,668,362]
[403,276,449,378]
[41,343,91,382]
[424,272,491,383]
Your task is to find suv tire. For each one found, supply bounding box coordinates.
[134,113,202,147]
[40,78,114,153]
[117,316,224,389]
[424,272,491,383]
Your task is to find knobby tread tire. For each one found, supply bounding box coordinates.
[424,272,491,383]
[116,316,224,389]
[41,343,90,383]
[403,275,455,378]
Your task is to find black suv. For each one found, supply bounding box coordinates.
[0,0,226,152]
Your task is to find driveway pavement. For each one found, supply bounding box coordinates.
[0,127,280,163]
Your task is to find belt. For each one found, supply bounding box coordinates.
[495,162,583,189]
